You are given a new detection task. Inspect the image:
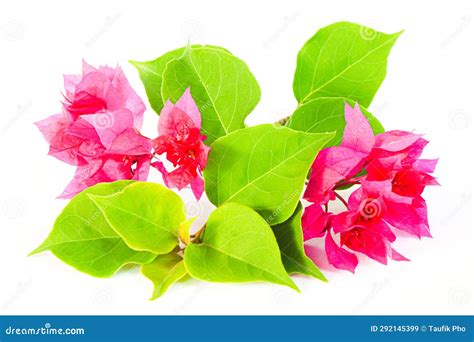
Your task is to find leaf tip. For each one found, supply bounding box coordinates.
[28,242,49,256]
[28,248,41,257]
[285,278,300,293]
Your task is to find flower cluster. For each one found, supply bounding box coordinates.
[35,61,151,198]
[35,62,208,199]
[302,103,439,272]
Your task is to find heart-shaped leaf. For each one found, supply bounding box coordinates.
[88,182,185,255]
[184,203,298,291]
[287,97,384,147]
[30,181,156,277]
[204,124,334,224]
[161,46,261,143]
[130,45,230,114]
[142,253,187,300]
[272,203,326,281]
[294,22,401,107]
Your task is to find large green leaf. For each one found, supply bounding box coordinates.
[272,203,326,281]
[130,45,230,114]
[204,124,334,224]
[184,203,298,291]
[293,22,402,107]
[88,182,185,255]
[30,181,155,277]
[286,97,384,147]
[161,46,261,143]
[142,253,187,300]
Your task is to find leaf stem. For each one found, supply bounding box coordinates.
[335,177,363,189]
[334,192,349,209]
[189,224,206,243]
[275,116,290,126]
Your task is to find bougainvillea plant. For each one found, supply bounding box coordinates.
[31,22,438,299]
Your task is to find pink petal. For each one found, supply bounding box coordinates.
[304,146,367,204]
[81,110,135,151]
[157,101,175,135]
[384,197,431,238]
[99,157,133,180]
[73,72,109,105]
[66,116,102,142]
[106,66,145,129]
[152,161,171,188]
[64,92,107,119]
[340,227,389,265]
[166,167,196,190]
[369,135,429,174]
[35,114,84,166]
[332,211,358,234]
[370,220,396,243]
[35,114,67,143]
[360,179,413,205]
[82,59,97,74]
[190,175,204,200]
[325,231,358,273]
[107,129,152,156]
[302,204,330,240]
[132,155,151,181]
[374,130,423,152]
[196,140,211,169]
[414,159,438,173]
[341,102,375,154]
[63,74,81,99]
[390,248,410,261]
[392,168,439,198]
[152,161,195,191]
[58,159,104,198]
[175,87,201,129]
[158,101,196,139]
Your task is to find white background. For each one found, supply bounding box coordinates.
[0,0,472,315]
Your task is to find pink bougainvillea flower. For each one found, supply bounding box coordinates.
[302,102,438,272]
[35,61,151,198]
[152,88,210,200]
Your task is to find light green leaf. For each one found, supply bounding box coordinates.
[286,97,384,147]
[142,253,187,300]
[204,124,334,224]
[88,182,185,255]
[184,203,298,291]
[294,22,402,107]
[130,45,230,114]
[272,203,326,281]
[30,181,156,278]
[161,46,261,143]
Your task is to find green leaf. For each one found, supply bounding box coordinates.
[286,97,384,147]
[30,181,156,278]
[130,45,230,114]
[88,182,185,255]
[294,22,402,107]
[204,124,334,224]
[142,253,187,300]
[161,46,261,143]
[184,203,298,291]
[272,203,326,281]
